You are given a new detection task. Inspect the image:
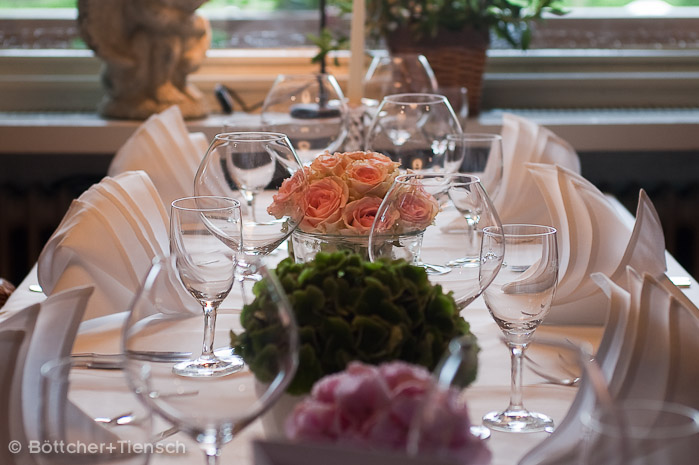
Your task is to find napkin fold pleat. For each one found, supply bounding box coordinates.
[518,267,699,465]
[0,307,38,465]
[493,113,581,225]
[527,162,666,325]
[108,105,204,208]
[38,171,170,321]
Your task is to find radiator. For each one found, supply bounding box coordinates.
[0,179,696,288]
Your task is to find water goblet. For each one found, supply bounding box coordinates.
[363,53,439,106]
[194,132,307,262]
[364,93,462,173]
[170,196,242,377]
[480,224,559,433]
[369,173,504,309]
[39,356,153,465]
[122,255,298,465]
[261,73,348,164]
[579,400,699,465]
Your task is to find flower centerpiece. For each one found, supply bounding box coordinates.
[267,150,439,262]
[230,252,479,396]
[286,361,491,465]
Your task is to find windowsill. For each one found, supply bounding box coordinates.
[1,107,697,155]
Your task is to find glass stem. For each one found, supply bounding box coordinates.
[244,191,256,222]
[507,342,526,412]
[204,448,220,465]
[201,301,218,360]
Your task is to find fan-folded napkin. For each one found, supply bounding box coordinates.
[518,267,699,465]
[492,113,581,224]
[108,105,207,209]
[37,171,170,321]
[528,163,666,325]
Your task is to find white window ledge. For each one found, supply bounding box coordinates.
[1,107,698,155]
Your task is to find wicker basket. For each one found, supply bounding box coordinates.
[386,27,489,116]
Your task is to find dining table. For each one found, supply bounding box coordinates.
[1,192,697,465]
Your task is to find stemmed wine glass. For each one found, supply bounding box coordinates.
[170,196,242,377]
[369,173,504,309]
[261,74,348,164]
[447,133,504,202]
[194,132,307,264]
[364,93,462,173]
[122,254,298,465]
[480,224,559,433]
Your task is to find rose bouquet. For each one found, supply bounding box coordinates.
[286,361,491,465]
[267,151,439,235]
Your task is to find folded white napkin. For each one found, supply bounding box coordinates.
[528,163,666,325]
[0,305,38,465]
[519,267,699,465]
[492,113,581,224]
[37,171,170,321]
[20,286,93,446]
[108,105,206,209]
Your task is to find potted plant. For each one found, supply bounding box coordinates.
[365,0,566,114]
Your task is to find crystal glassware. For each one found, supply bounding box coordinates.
[122,254,298,465]
[39,356,152,465]
[169,196,242,377]
[580,400,699,465]
[363,53,438,107]
[447,133,504,202]
[480,224,559,433]
[369,173,504,309]
[364,93,462,173]
[194,132,307,262]
[260,73,348,164]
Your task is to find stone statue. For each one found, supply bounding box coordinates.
[78,0,211,120]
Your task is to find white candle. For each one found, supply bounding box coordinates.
[347,0,365,106]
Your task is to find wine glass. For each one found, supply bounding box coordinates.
[480,224,559,433]
[369,173,504,309]
[579,400,699,465]
[447,133,504,202]
[170,196,242,377]
[363,53,438,107]
[122,254,298,465]
[39,356,152,464]
[194,132,307,262]
[365,93,462,173]
[261,73,348,164]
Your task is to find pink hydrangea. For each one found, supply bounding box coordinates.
[285,361,491,465]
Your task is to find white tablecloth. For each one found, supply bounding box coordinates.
[2,196,697,465]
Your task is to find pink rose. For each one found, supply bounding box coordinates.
[285,361,491,465]
[301,176,348,233]
[341,197,383,234]
[267,167,308,219]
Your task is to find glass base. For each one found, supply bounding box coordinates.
[172,355,243,378]
[470,425,492,440]
[482,409,554,433]
[446,257,480,268]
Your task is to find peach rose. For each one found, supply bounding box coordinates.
[343,150,398,170]
[341,197,381,234]
[301,176,348,233]
[310,152,349,178]
[396,188,439,231]
[344,160,398,200]
[267,167,308,219]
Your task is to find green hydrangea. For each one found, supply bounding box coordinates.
[231,251,479,395]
